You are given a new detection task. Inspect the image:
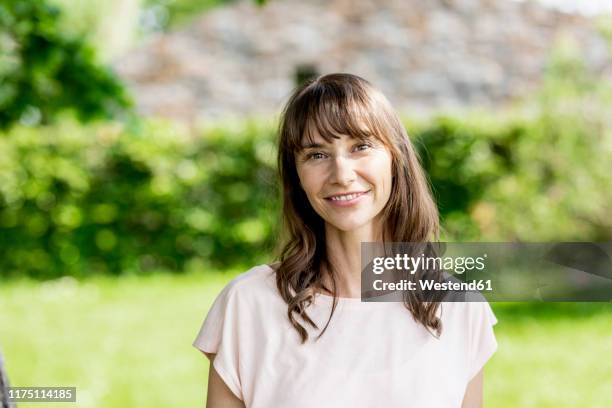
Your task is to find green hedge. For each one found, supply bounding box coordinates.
[0,120,279,278]
[0,110,609,278]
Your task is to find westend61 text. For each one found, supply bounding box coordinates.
[373,279,493,292]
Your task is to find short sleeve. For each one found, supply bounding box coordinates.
[467,301,498,380]
[193,284,243,400]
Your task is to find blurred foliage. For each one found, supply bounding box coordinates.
[0,0,131,130]
[49,0,144,61]
[415,33,611,242]
[44,0,265,60]
[0,120,279,278]
[142,0,266,32]
[142,0,232,31]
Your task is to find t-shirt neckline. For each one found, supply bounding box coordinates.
[262,264,385,308]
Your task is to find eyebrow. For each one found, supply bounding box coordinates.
[300,142,326,150]
[299,134,377,151]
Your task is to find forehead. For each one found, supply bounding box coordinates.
[300,129,363,148]
[299,112,376,150]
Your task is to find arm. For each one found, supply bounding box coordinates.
[461,367,484,408]
[204,353,246,408]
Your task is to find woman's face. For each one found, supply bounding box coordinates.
[295,129,393,234]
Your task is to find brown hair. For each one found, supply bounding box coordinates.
[274,73,442,343]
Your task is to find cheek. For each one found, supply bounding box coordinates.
[296,165,319,199]
[373,153,394,197]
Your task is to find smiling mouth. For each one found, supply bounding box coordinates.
[325,190,370,201]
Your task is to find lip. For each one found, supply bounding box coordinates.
[324,190,370,207]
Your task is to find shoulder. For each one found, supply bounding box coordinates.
[198,264,281,334]
[224,263,276,291]
[218,263,280,306]
[438,272,497,323]
[438,300,498,336]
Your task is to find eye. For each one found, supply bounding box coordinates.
[307,152,327,161]
[354,143,372,152]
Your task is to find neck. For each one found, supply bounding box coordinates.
[322,220,384,298]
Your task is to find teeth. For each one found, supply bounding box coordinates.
[330,193,361,201]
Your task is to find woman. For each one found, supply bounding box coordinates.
[193,73,497,407]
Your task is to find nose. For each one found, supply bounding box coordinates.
[330,155,356,186]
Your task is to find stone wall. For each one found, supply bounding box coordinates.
[114,0,611,121]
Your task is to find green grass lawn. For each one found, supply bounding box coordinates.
[0,273,610,407]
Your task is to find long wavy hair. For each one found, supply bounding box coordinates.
[274,73,442,343]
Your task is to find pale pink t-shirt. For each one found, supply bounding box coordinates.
[193,264,498,408]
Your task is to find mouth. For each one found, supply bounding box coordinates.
[324,190,370,205]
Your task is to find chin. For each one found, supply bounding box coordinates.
[326,217,372,233]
